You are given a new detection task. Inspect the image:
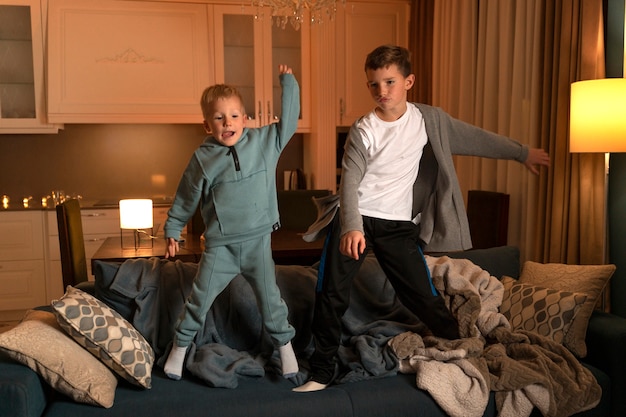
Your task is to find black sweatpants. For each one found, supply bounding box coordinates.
[308,213,460,384]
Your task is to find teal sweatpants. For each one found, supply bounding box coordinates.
[174,234,295,347]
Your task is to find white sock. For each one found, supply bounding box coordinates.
[164,345,188,380]
[279,341,298,378]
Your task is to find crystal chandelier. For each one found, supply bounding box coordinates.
[251,0,344,30]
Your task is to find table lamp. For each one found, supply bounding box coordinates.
[119,199,154,250]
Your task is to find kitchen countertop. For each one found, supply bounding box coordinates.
[0,197,175,212]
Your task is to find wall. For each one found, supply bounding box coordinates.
[0,124,304,203]
[606,0,625,317]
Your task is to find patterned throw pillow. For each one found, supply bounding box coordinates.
[52,286,154,388]
[500,276,587,345]
[0,310,117,408]
[519,261,615,358]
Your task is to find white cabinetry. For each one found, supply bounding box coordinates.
[0,211,46,317]
[335,0,410,126]
[212,4,310,130]
[47,0,213,123]
[0,0,59,133]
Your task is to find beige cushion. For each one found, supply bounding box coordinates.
[0,310,117,408]
[500,276,587,345]
[52,286,154,388]
[519,261,615,358]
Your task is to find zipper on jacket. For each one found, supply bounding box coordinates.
[226,146,241,171]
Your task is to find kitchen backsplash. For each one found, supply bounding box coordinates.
[0,124,303,202]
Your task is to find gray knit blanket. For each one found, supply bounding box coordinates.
[387,255,601,417]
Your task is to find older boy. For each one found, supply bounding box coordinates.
[163,65,299,381]
[294,45,549,392]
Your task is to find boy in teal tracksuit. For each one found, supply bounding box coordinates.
[163,65,299,380]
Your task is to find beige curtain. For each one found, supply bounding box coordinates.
[425,0,605,264]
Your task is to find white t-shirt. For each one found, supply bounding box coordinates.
[355,104,428,221]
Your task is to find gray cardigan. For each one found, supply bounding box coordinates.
[339,103,528,252]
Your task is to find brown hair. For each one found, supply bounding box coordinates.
[200,84,245,120]
[364,45,411,77]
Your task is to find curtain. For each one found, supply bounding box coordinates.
[408,0,434,104]
[425,0,605,265]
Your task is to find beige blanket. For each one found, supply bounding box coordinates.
[388,256,601,417]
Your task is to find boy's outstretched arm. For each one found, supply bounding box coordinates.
[523,148,550,175]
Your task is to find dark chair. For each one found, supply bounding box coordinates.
[277,189,332,232]
[56,199,90,291]
[466,190,510,249]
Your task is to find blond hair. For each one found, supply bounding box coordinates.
[200,84,245,120]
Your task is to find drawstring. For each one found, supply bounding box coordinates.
[226,147,240,171]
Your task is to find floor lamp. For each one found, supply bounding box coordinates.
[570,78,626,309]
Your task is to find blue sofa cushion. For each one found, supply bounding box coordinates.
[0,353,47,417]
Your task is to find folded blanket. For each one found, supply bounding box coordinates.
[388,255,601,417]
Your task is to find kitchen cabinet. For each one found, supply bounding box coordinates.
[46,0,213,123]
[212,4,310,131]
[0,0,59,133]
[0,211,46,317]
[335,0,410,126]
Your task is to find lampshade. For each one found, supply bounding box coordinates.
[569,78,626,153]
[119,199,153,229]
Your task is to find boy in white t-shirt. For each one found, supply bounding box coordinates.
[294,45,550,392]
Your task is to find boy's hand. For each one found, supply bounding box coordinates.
[279,64,293,75]
[340,230,366,260]
[164,237,180,259]
[524,148,550,175]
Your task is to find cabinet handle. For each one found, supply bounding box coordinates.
[82,212,106,217]
[267,101,272,125]
[258,101,263,124]
[339,98,345,124]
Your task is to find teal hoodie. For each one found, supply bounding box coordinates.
[164,73,300,247]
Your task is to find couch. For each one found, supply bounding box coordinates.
[1,245,625,417]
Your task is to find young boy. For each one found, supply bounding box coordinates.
[163,65,300,381]
[294,45,550,392]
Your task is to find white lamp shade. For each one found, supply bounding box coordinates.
[569,78,626,153]
[119,199,153,229]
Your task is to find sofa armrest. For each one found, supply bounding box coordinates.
[0,353,48,417]
[585,311,626,417]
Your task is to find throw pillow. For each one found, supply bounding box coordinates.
[500,276,587,345]
[52,286,154,388]
[519,261,616,358]
[0,310,117,408]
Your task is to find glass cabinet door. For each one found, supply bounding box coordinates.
[0,4,36,119]
[0,0,58,133]
[270,21,302,126]
[213,5,308,129]
[215,6,264,127]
